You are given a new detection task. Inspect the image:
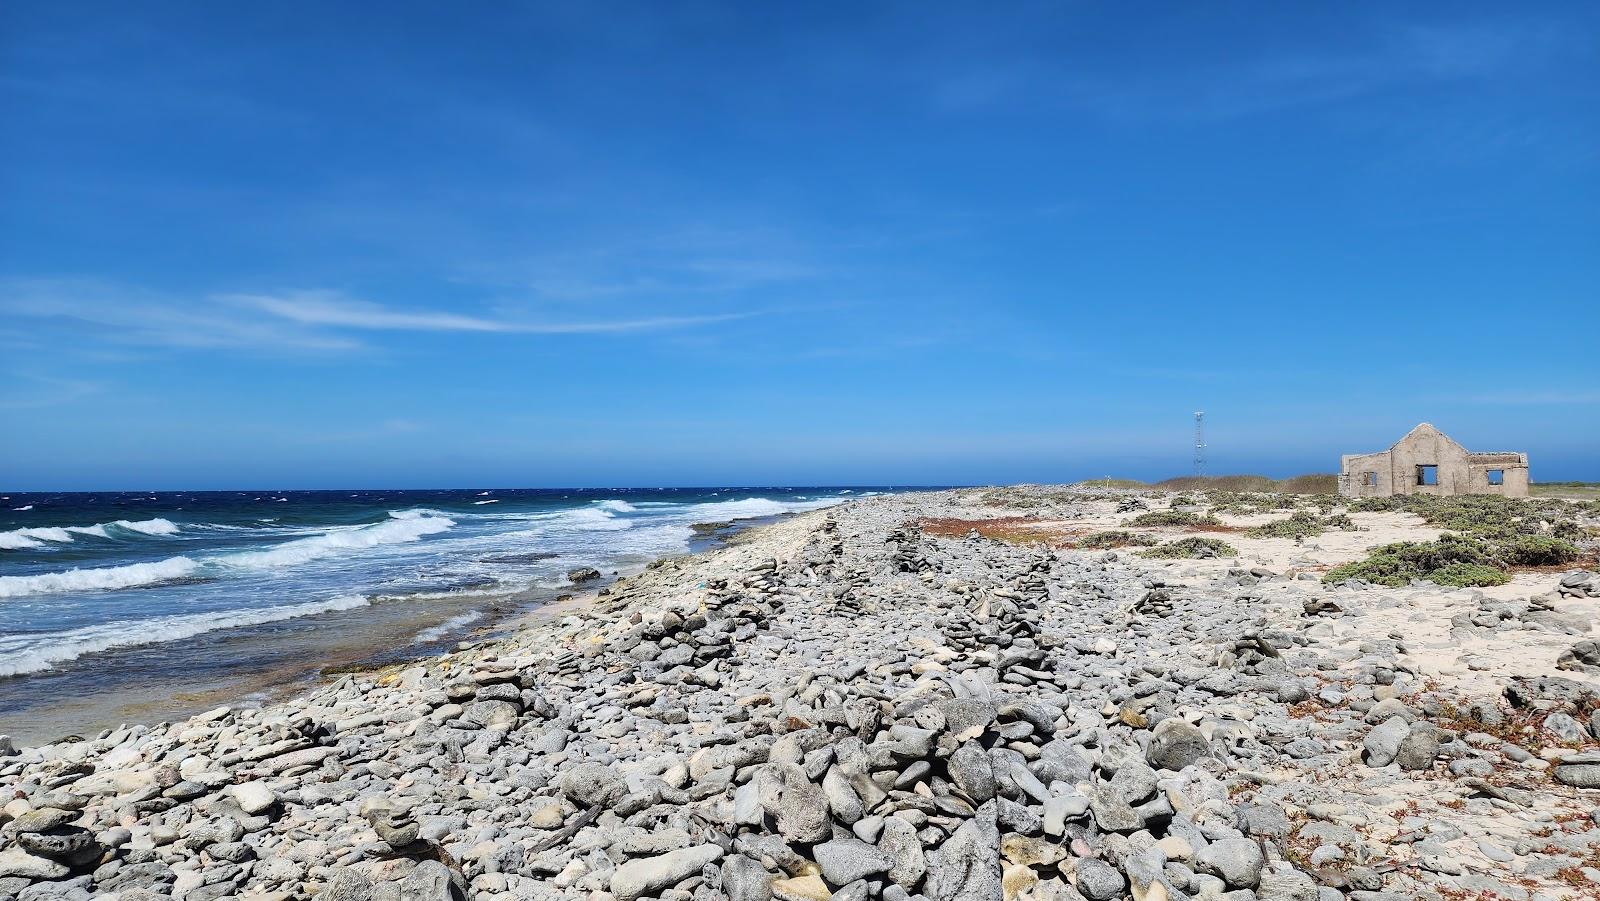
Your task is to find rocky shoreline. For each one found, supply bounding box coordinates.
[3,487,1600,901]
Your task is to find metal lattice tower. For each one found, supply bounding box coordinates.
[1194,412,1206,476]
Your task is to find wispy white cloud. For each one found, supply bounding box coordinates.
[0,279,360,351]
[0,373,105,410]
[233,291,757,334]
[0,279,759,352]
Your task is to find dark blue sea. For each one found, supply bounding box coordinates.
[0,487,902,741]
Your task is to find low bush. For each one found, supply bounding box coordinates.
[1247,511,1360,539]
[1496,535,1581,567]
[1247,511,1328,540]
[1127,509,1220,528]
[1323,534,1499,587]
[1141,536,1237,559]
[1076,530,1159,549]
[1429,563,1511,587]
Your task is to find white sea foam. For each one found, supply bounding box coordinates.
[474,499,500,505]
[12,505,33,511]
[115,518,181,536]
[0,518,180,550]
[685,496,845,520]
[595,500,638,513]
[219,511,454,570]
[0,594,371,677]
[0,556,201,598]
[411,610,484,644]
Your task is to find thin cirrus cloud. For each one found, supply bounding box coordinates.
[230,292,756,335]
[0,279,757,352]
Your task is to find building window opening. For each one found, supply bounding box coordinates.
[1363,471,1378,487]
[1417,464,1439,486]
[1487,469,1504,486]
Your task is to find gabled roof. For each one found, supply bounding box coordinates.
[1389,422,1467,455]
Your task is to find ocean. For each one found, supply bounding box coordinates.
[0,487,896,741]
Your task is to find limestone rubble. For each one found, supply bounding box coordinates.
[2,487,1599,901]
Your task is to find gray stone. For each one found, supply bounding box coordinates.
[1257,868,1320,901]
[16,828,97,864]
[776,778,831,844]
[925,801,1001,901]
[1554,763,1600,788]
[1236,804,1291,841]
[560,762,627,808]
[1147,718,1210,771]
[230,781,277,815]
[1196,838,1264,889]
[878,815,927,890]
[10,808,78,833]
[815,838,893,887]
[1544,711,1588,744]
[322,868,375,901]
[0,847,68,880]
[398,860,463,901]
[948,741,996,803]
[722,855,774,901]
[1363,716,1409,767]
[1033,740,1092,785]
[1088,785,1143,833]
[1395,726,1440,771]
[612,844,724,901]
[1074,858,1126,901]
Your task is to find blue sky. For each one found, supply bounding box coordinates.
[2,2,1596,489]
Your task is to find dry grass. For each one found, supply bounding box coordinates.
[919,517,1067,546]
[1153,473,1337,494]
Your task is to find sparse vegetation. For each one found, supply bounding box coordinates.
[1070,478,1149,489]
[1246,510,1359,539]
[1127,509,1221,528]
[1140,536,1237,559]
[1155,473,1337,494]
[920,516,1062,545]
[1321,532,1551,587]
[1328,495,1591,585]
[1076,530,1159,549]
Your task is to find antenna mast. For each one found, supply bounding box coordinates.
[1194,411,1206,477]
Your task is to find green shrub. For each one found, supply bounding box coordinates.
[1141,537,1237,559]
[1247,511,1327,539]
[1077,530,1159,549]
[1246,511,1360,539]
[1322,534,1499,587]
[1495,535,1580,567]
[1428,563,1511,587]
[1127,509,1220,528]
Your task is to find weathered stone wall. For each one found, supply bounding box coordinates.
[1337,424,1530,498]
[1465,453,1531,498]
[1337,452,1393,497]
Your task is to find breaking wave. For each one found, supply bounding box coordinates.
[0,595,371,677]
[685,496,845,520]
[594,500,638,513]
[0,512,454,598]
[0,556,201,598]
[411,610,484,644]
[218,511,454,570]
[0,518,180,550]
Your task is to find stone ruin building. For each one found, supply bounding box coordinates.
[1338,422,1529,498]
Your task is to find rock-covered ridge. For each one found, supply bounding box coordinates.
[2,488,1598,901]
